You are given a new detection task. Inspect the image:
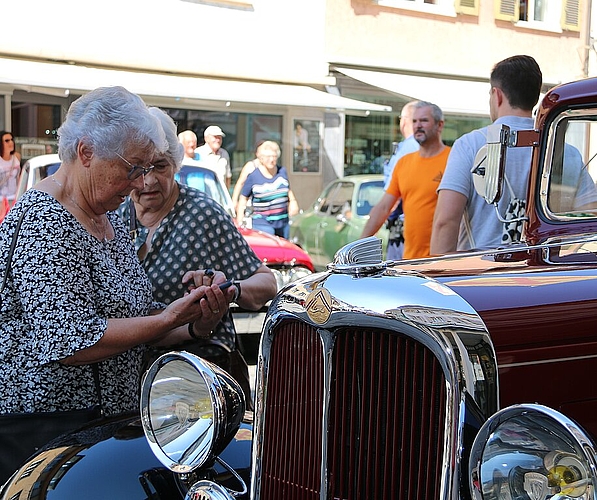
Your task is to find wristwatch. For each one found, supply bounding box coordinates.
[232,280,242,303]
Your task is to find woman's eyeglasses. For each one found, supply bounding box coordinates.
[115,152,155,180]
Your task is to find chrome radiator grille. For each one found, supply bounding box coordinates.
[259,321,447,499]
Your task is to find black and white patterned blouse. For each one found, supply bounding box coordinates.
[0,190,161,415]
[120,184,262,352]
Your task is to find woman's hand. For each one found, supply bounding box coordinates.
[182,268,227,292]
[155,282,232,343]
[181,268,236,338]
[64,283,232,364]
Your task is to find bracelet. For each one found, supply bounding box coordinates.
[232,280,242,302]
[188,322,205,340]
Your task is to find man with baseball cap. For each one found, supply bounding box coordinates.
[195,125,232,188]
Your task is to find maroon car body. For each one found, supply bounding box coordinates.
[398,77,597,439]
[250,76,597,500]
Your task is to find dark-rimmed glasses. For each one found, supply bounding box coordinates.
[115,152,154,180]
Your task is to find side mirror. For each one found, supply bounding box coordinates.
[471,124,509,204]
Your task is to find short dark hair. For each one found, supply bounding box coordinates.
[490,55,542,111]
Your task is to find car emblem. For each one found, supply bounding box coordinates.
[305,288,333,324]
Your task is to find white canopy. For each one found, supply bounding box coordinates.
[336,67,490,116]
[0,58,391,113]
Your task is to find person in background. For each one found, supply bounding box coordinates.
[178,129,200,163]
[430,55,543,254]
[236,140,299,239]
[383,101,419,260]
[195,125,232,188]
[294,121,311,168]
[0,131,22,211]
[121,108,277,405]
[384,101,420,188]
[231,141,264,215]
[361,101,449,259]
[0,86,232,481]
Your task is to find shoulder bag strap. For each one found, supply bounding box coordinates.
[91,363,104,414]
[0,201,44,303]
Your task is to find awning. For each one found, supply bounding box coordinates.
[0,58,391,113]
[335,67,490,117]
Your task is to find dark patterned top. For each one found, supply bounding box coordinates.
[119,184,262,352]
[0,190,161,415]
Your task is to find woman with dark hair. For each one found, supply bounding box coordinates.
[0,131,21,211]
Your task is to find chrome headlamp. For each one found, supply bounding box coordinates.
[469,404,597,499]
[140,351,245,474]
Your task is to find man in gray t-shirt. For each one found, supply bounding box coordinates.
[436,116,534,250]
[431,55,543,254]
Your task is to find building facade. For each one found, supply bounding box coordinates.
[0,0,592,207]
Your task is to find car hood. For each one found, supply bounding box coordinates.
[239,227,314,271]
[393,249,597,345]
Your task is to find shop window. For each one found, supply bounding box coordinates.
[11,102,61,159]
[344,113,490,177]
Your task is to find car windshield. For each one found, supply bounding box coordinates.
[356,180,384,216]
[16,160,61,200]
[175,166,230,209]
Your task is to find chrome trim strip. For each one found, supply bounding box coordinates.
[319,329,334,500]
[500,352,597,368]
[393,232,597,265]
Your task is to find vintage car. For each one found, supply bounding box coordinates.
[289,174,389,270]
[5,76,597,499]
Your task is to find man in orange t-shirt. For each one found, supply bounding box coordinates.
[361,101,449,259]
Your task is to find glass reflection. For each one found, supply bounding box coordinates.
[149,359,214,464]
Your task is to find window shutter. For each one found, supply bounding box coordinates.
[494,0,518,21]
[561,0,581,31]
[455,0,479,16]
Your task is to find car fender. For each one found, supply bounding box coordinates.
[1,413,252,500]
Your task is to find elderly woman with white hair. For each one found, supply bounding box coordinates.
[121,107,277,406]
[0,87,233,481]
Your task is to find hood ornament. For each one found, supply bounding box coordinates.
[328,237,386,275]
